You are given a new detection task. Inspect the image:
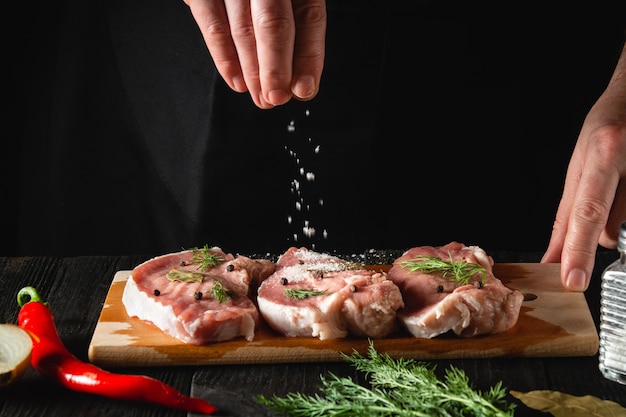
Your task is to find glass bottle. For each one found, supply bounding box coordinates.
[599,220,626,385]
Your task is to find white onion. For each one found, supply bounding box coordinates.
[0,324,32,388]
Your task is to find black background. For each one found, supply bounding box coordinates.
[5,1,626,256]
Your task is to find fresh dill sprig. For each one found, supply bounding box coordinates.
[400,253,486,286]
[212,280,236,303]
[189,244,223,271]
[284,288,329,300]
[256,341,515,417]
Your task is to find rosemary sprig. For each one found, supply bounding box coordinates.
[256,341,515,417]
[284,288,329,300]
[400,254,486,286]
[212,280,236,303]
[189,244,223,271]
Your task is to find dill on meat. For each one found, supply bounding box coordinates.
[284,288,329,300]
[189,244,223,271]
[401,254,487,286]
[212,280,236,303]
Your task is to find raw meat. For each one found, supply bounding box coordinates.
[257,247,404,340]
[122,247,275,344]
[388,242,523,338]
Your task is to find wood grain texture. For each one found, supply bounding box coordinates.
[87,263,599,367]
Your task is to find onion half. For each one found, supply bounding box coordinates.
[0,324,32,388]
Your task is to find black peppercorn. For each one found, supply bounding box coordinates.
[153,289,160,296]
[180,260,186,266]
[350,285,358,293]
[194,291,203,300]
[312,271,324,279]
[226,264,235,272]
[436,285,444,293]
[280,277,288,285]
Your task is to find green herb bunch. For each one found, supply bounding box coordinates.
[189,244,223,271]
[256,341,515,416]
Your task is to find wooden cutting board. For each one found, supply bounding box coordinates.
[88,263,599,367]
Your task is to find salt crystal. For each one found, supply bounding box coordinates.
[287,120,296,133]
[284,109,328,247]
[303,226,316,238]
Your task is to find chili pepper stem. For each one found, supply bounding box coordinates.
[17,286,45,306]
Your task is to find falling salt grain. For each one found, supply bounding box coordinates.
[284,109,328,246]
[303,225,316,238]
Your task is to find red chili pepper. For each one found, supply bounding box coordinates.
[16,286,217,415]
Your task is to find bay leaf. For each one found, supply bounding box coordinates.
[510,390,626,417]
[166,269,204,283]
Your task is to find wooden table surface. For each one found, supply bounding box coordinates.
[1,250,625,417]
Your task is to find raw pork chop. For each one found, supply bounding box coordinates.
[257,247,404,340]
[388,242,523,338]
[122,246,275,344]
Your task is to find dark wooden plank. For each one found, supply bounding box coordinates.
[1,251,623,417]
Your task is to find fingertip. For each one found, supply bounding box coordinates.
[231,75,248,93]
[292,75,317,100]
[255,91,275,110]
[564,268,589,292]
[267,89,292,106]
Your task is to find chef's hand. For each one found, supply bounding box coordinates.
[542,43,626,291]
[183,0,326,109]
